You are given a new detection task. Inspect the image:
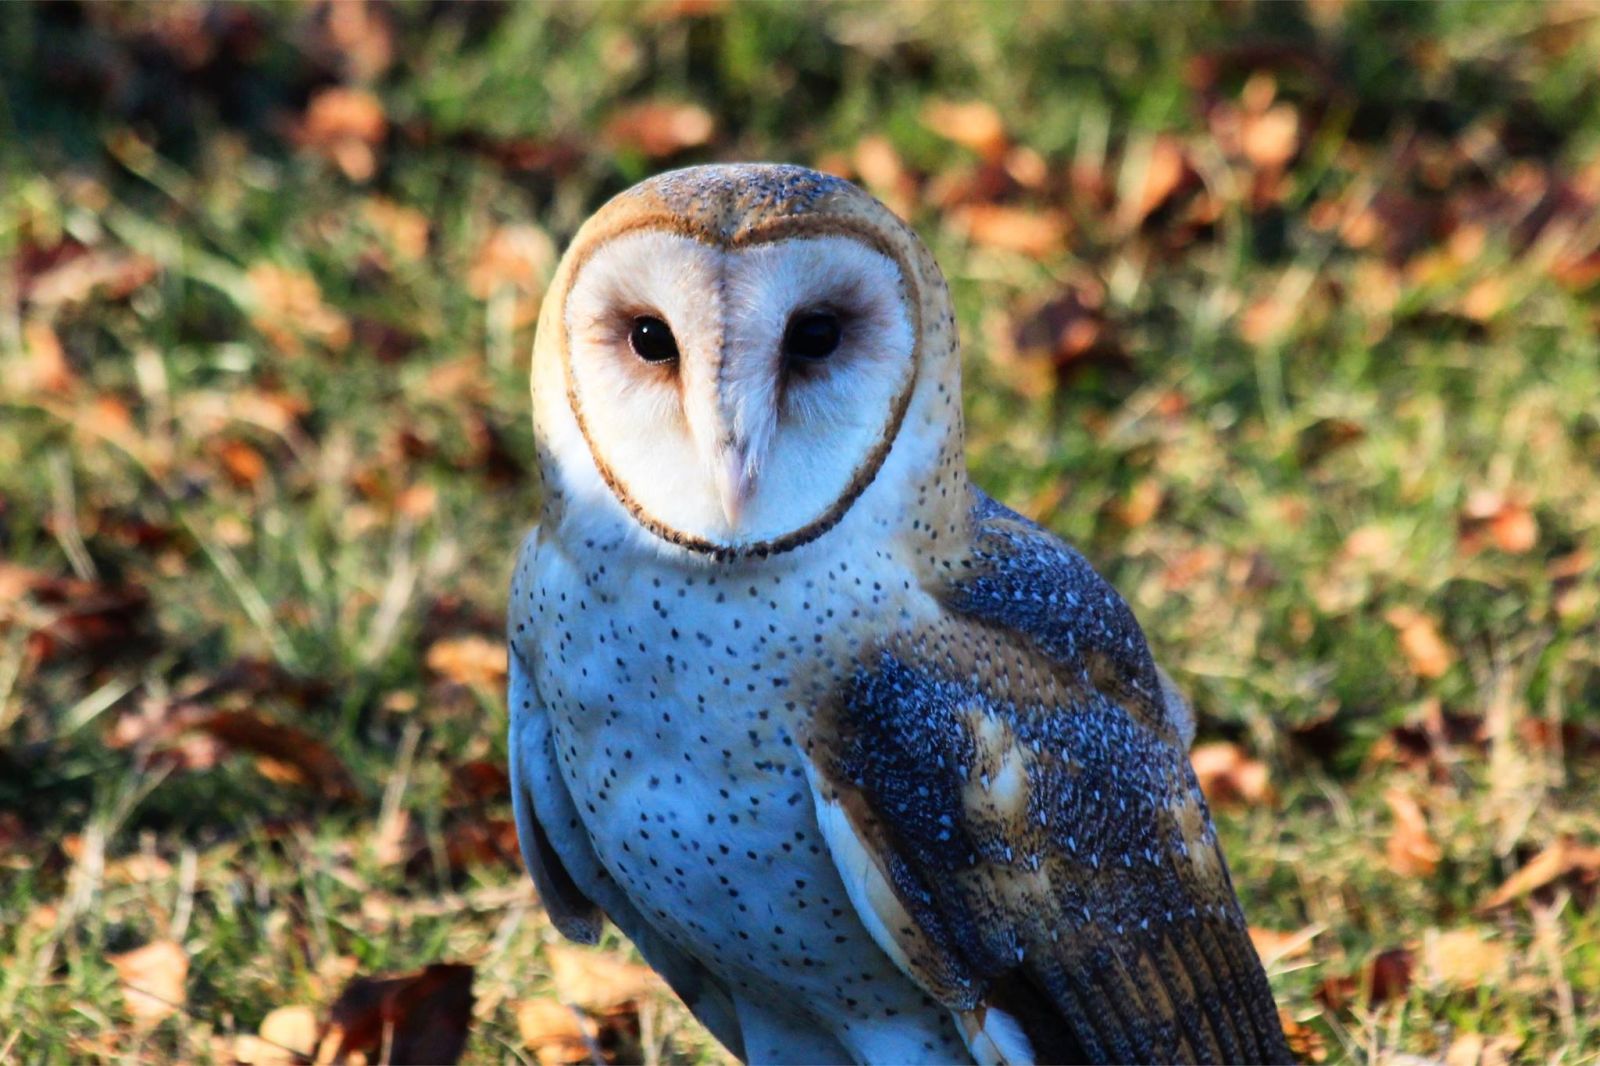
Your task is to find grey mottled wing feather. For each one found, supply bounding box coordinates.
[802,495,1289,1064]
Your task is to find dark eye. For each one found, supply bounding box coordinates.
[629,316,679,363]
[783,311,842,362]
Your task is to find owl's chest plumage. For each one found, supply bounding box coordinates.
[522,533,942,1020]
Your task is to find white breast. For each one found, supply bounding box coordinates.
[524,530,949,1036]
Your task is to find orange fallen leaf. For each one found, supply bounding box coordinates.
[1459,490,1539,555]
[301,87,387,182]
[1190,741,1274,807]
[1384,606,1454,679]
[604,100,715,158]
[1384,787,1443,878]
[1489,501,1538,553]
[920,99,1008,160]
[949,203,1068,259]
[1478,836,1600,913]
[247,263,351,355]
[1242,103,1300,170]
[545,945,664,1012]
[1249,926,1317,966]
[109,939,189,1028]
[1112,478,1164,530]
[217,438,268,489]
[426,635,509,690]
[1278,1009,1328,1063]
[516,999,599,1066]
[317,963,474,1065]
[21,318,77,393]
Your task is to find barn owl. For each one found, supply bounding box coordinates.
[507,164,1288,1065]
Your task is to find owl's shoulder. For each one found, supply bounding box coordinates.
[932,490,1168,734]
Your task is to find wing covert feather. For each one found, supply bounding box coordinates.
[801,496,1290,1064]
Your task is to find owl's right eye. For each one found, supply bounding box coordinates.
[629,316,679,363]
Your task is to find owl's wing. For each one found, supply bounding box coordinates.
[507,530,747,1057]
[798,496,1289,1065]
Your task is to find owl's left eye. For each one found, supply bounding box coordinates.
[783,311,842,362]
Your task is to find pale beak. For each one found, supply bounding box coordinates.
[713,444,754,528]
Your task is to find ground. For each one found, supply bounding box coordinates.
[1,2,1598,1063]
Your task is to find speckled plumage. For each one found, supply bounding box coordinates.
[508,164,1288,1065]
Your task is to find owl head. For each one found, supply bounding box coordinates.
[531,164,964,559]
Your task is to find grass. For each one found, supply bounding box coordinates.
[2,1,1598,1062]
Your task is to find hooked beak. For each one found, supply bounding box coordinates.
[712,443,754,528]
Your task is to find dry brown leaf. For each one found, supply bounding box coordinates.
[362,198,429,263]
[317,963,474,1065]
[1190,742,1274,807]
[1121,135,1195,231]
[26,249,160,310]
[1242,103,1300,170]
[426,635,508,690]
[109,939,189,1028]
[545,945,664,1012]
[302,87,387,181]
[1446,1032,1521,1066]
[1461,490,1540,556]
[1423,927,1510,989]
[515,999,599,1066]
[237,1004,319,1064]
[1478,836,1600,912]
[1384,787,1443,878]
[23,573,152,666]
[1368,946,1415,1005]
[1460,276,1507,322]
[405,817,521,878]
[1278,1010,1328,1063]
[1489,503,1538,554]
[1009,286,1126,380]
[194,710,360,803]
[105,852,174,884]
[323,0,394,82]
[217,439,268,488]
[853,134,905,192]
[1384,606,1455,679]
[21,319,77,394]
[949,204,1068,259]
[604,100,715,158]
[1113,478,1165,530]
[1238,293,1296,346]
[1249,926,1317,965]
[247,263,351,355]
[920,99,1008,160]
[851,135,916,219]
[467,224,556,301]
[448,760,512,806]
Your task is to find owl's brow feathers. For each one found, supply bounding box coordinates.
[556,169,928,561]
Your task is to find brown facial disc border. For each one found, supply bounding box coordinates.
[559,213,925,561]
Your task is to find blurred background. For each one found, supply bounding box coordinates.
[2,2,1598,1062]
